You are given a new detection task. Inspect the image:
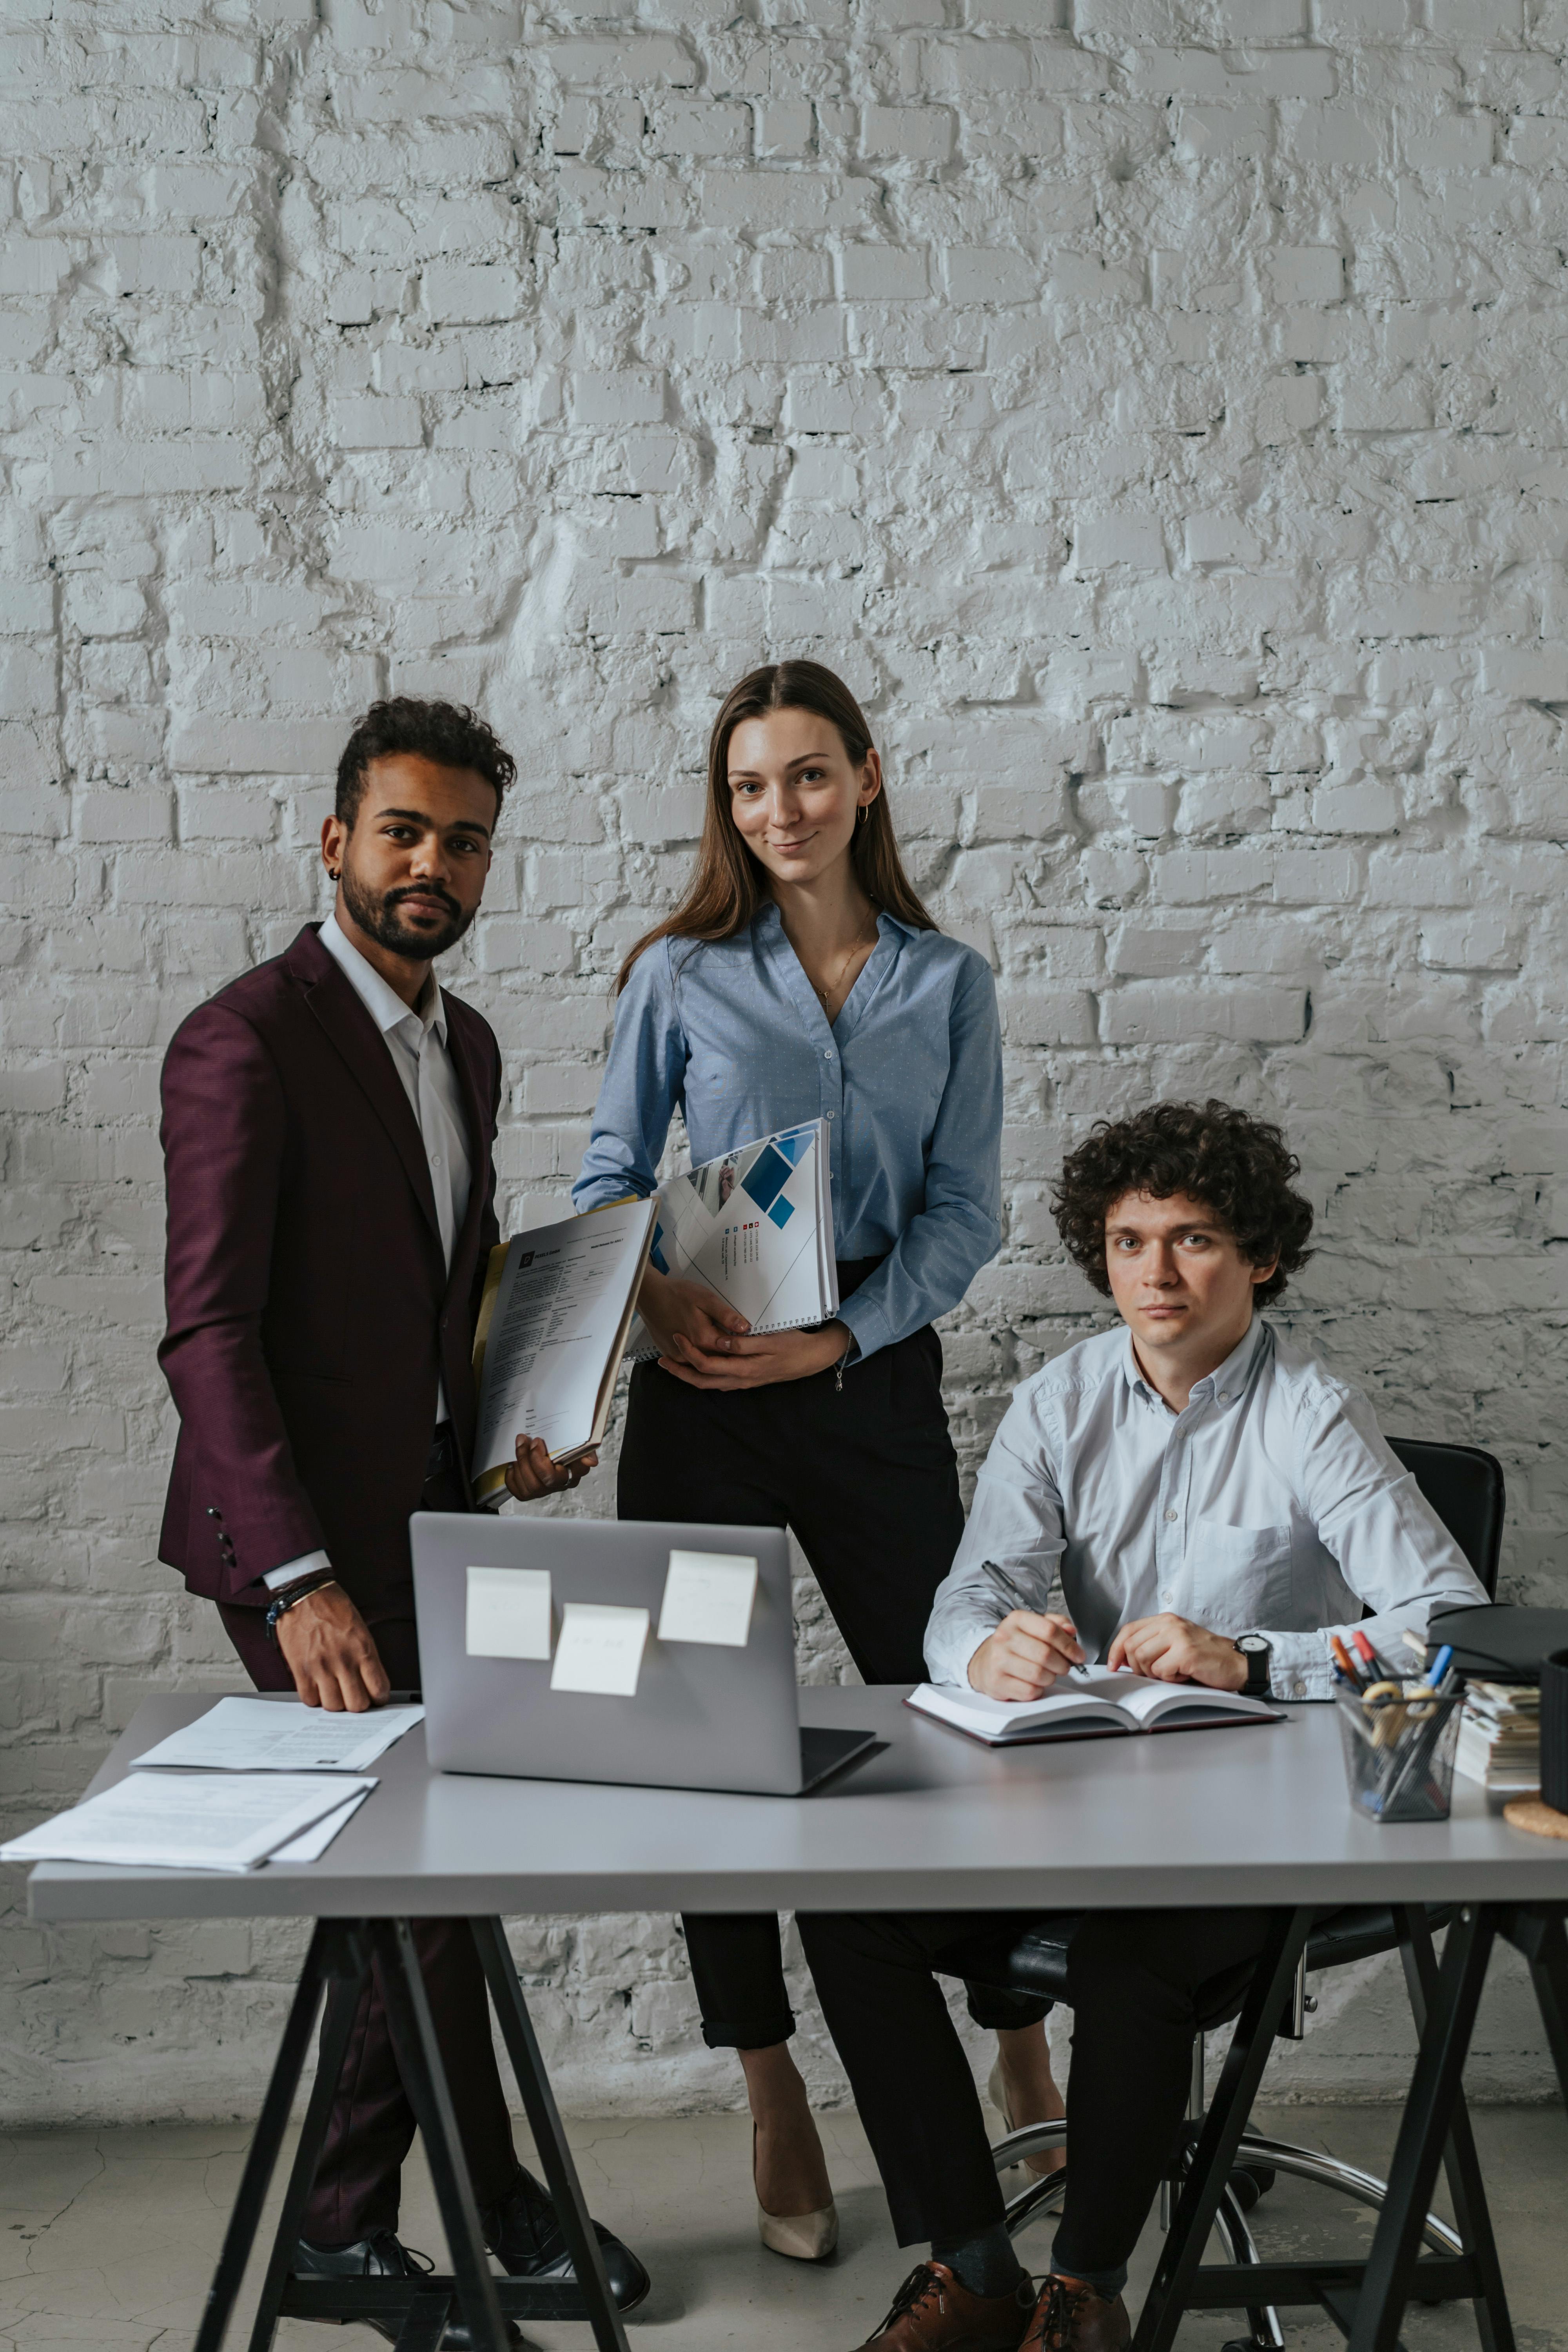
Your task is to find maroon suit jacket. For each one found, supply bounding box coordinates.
[158,922,502,1612]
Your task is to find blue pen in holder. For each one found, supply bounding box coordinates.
[1336,1684,1464,1824]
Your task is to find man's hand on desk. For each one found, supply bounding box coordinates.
[505,1434,597,1501]
[1107,1613,1248,1691]
[968,1610,1086,1701]
[276,1586,392,1713]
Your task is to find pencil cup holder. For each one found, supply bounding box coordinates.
[1335,1687,1463,1825]
[1541,1648,1568,1815]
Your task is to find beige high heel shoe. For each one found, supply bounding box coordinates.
[753,2125,839,2261]
[987,2057,1066,2179]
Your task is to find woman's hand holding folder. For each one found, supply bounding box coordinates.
[639,1265,850,1393]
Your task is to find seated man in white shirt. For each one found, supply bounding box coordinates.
[799,1099,1488,2352]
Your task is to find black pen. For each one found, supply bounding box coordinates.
[978,1559,1090,1678]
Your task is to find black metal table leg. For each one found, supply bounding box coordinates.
[1499,1904,1568,2108]
[192,1920,345,2352]
[246,1923,374,2352]
[377,1917,510,2352]
[472,1915,633,2352]
[1132,1907,1316,2352]
[1347,1905,1501,2352]
[1394,1905,1513,2352]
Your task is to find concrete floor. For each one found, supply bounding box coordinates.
[0,2102,1563,2350]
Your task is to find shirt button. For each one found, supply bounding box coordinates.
[824,1047,835,1059]
[825,1110,835,1120]
[1164,1508,1178,1523]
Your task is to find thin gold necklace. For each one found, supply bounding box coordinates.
[815,913,877,1010]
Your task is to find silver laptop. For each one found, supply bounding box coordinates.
[412,1513,878,1797]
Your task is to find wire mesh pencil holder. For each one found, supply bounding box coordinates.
[1336,1686,1463,1824]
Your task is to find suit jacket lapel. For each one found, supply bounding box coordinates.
[289,928,444,1250]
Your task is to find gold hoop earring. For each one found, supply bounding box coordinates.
[856,803,869,827]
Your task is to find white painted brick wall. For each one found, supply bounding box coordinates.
[2,0,1563,2125]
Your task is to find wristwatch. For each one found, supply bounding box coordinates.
[264,1570,338,1644]
[1234,1633,1272,1699]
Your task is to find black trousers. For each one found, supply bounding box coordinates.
[798,1906,1274,2286]
[617,1265,1048,2048]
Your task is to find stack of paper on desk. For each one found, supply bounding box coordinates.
[0,1772,376,1873]
[130,1696,423,1775]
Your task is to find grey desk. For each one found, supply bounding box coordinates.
[24,1690,1568,2352]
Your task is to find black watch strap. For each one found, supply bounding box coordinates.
[264,1570,338,1644]
[1235,1636,1272,1699]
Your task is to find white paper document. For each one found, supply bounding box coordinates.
[550,1602,650,1697]
[657,1550,758,1648]
[630,1122,838,1353]
[129,1697,423,1775]
[266,1785,373,1866]
[472,1198,657,1501]
[466,1565,553,1660]
[0,1772,375,1873]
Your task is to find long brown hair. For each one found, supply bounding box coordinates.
[616,660,937,992]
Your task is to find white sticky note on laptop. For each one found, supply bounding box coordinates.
[466,1565,553,1661]
[657,1550,759,1648]
[550,1602,650,1697]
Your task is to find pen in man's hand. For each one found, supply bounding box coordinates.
[979,1559,1090,1677]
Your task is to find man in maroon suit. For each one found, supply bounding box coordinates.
[158,697,646,2339]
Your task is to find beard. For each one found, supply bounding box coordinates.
[339,864,475,961]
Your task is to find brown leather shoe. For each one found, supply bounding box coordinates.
[856,2261,1034,2350]
[1019,2274,1130,2352]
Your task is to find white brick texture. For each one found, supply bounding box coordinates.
[2,1,1563,2123]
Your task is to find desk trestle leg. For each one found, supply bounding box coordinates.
[471,1915,633,2352]
[195,1914,634,2352]
[1132,1907,1317,2352]
[1347,1905,1508,2352]
[1392,1904,1512,2352]
[192,1919,367,2352]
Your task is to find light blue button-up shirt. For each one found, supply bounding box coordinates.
[924,1318,1488,1700]
[572,904,1003,1362]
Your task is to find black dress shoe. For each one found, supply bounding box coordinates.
[292,2230,522,2347]
[480,2165,651,2311]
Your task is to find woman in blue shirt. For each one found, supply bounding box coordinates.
[574,661,1055,2258]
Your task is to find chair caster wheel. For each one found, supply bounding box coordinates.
[1227,2163,1276,2211]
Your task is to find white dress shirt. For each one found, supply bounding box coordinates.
[924,1317,1489,1701]
[264,913,474,1592]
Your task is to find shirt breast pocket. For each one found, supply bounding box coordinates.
[1191,1523,1294,1632]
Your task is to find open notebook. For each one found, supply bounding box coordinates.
[907,1668,1284,1747]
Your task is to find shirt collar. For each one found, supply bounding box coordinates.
[753,900,916,941]
[319,913,447,1045]
[1120,1315,1266,1412]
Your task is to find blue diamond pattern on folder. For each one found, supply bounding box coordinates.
[768,1196,795,1229]
[740,1142,791,1213]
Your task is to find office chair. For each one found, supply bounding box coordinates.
[972,1437,1508,2352]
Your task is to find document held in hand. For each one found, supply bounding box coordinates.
[630,1120,838,1354]
[471,1197,658,1503]
[907,1670,1283,1746]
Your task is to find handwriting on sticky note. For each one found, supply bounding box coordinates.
[658,1550,758,1648]
[550,1602,650,1697]
[466,1565,553,1661]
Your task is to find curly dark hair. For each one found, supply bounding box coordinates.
[335,697,516,830]
[1051,1100,1314,1308]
